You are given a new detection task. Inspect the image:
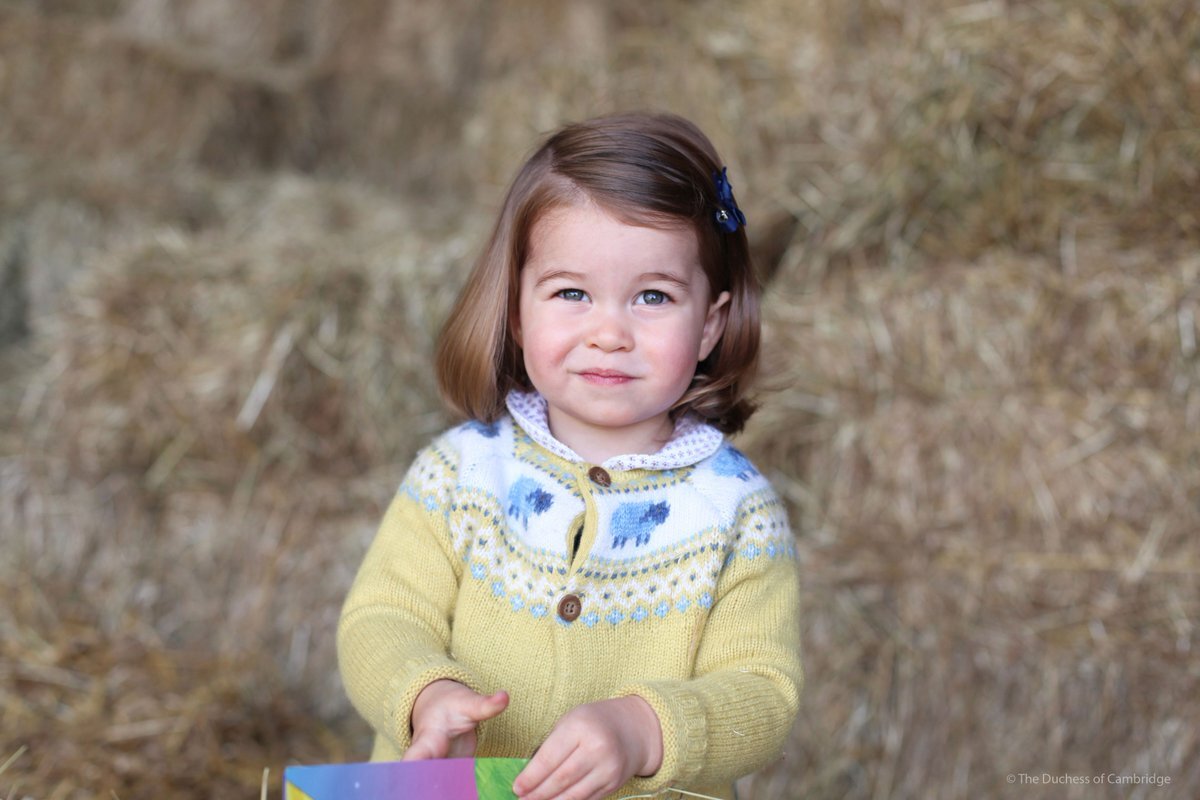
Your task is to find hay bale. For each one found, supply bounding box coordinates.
[0,3,503,190]
[4,0,1200,796]
[0,573,354,799]
[0,152,234,334]
[8,172,483,721]
[1,176,482,794]
[20,185,468,489]
[738,229,1200,798]
[767,0,1200,280]
[0,6,309,167]
[457,0,758,211]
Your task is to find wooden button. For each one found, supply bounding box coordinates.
[587,466,611,487]
[557,593,582,622]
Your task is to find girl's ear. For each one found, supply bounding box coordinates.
[698,290,731,361]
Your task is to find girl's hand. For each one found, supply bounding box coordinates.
[404,679,509,760]
[512,696,663,800]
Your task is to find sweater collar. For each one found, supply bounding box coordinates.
[505,390,725,472]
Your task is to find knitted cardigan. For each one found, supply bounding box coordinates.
[337,392,803,799]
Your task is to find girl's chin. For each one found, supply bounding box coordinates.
[556,411,674,437]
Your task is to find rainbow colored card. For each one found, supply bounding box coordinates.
[283,758,527,800]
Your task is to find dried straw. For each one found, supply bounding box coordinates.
[738,229,1200,798]
[2,172,478,797]
[1,572,351,799]
[3,0,1199,798]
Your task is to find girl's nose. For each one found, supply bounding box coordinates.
[586,307,634,351]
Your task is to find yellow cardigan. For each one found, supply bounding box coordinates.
[338,397,802,799]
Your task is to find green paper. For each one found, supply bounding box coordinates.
[474,757,528,799]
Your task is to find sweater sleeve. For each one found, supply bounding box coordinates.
[613,489,803,793]
[336,437,484,754]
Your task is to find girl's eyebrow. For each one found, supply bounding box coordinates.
[533,269,586,287]
[638,271,690,289]
[532,269,693,289]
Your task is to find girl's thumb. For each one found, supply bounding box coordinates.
[471,690,509,721]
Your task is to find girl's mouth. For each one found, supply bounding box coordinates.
[578,369,634,385]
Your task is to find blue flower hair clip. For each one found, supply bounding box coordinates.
[713,167,747,233]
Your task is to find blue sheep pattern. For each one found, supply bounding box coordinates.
[611,500,671,548]
[712,445,757,481]
[507,476,553,530]
[465,420,501,438]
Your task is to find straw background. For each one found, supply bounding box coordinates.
[2,1,1198,798]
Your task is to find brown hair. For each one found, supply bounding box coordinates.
[435,111,761,433]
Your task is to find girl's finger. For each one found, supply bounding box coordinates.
[512,740,578,798]
[520,743,609,800]
[402,730,447,761]
[545,764,615,800]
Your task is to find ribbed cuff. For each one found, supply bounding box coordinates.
[612,682,708,792]
[386,654,483,752]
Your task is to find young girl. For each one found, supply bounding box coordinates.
[337,112,802,800]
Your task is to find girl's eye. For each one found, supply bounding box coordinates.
[637,290,670,306]
[557,288,587,302]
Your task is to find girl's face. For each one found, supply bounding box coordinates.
[516,202,730,463]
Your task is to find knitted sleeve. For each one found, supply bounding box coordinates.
[613,488,803,793]
[336,436,483,754]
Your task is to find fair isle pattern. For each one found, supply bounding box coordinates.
[452,487,572,618]
[398,436,458,513]
[446,485,791,627]
[574,493,792,627]
[396,403,795,628]
[505,390,725,471]
[511,430,587,493]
